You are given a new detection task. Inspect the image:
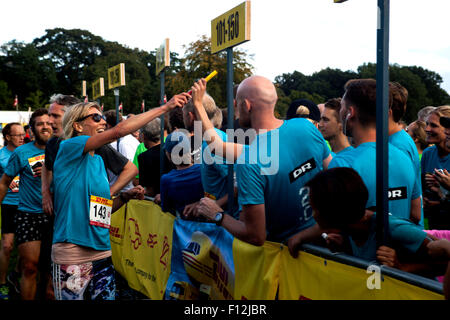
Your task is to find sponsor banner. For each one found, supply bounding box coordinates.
[278,248,444,300]
[110,200,174,299]
[233,240,281,300]
[165,219,235,300]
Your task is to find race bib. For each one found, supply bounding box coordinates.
[28,155,45,177]
[89,195,113,229]
[11,176,20,193]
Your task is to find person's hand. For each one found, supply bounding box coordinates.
[123,185,145,201]
[423,196,441,208]
[194,197,222,221]
[154,194,161,204]
[427,239,450,259]
[42,190,54,216]
[191,79,207,109]
[425,173,439,189]
[164,93,191,111]
[376,245,400,268]
[324,233,344,252]
[434,169,450,191]
[183,201,199,219]
[288,233,303,259]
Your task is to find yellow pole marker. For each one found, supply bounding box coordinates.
[187,70,218,95]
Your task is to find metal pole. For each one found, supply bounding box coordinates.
[375,0,390,248]
[114,89,120,150]
[160,70,165,178]
[226,47,235,215]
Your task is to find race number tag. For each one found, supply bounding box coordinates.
[11,176,20,193]
[89,195,113,229]
[28,155,45,177]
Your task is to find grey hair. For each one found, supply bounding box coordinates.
[62,102,101,140]
[140,118,161,143]
[417,106,436,122]
[49,94,81,112]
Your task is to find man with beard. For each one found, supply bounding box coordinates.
[421,106,450,229]
[0,109,53,300]
[329,79,421,224]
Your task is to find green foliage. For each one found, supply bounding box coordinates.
[0,28,448,124]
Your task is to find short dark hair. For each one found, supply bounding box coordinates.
[343,79,393,127]
[169,108,185,132]
[103,110,123,127]
[306,167,368,230]
[29,108,49,133]
[389,82,408,122]
[324,98,342,122]
[2,122,21,146]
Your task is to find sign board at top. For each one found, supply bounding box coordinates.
[92,77,105,100]
[156,38,170,75]
[108,63,126,90]
[211,1,251,54]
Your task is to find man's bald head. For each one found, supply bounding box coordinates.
[236,76,278,110]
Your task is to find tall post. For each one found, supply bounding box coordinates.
[226,47,235,214]
[375,0,390,248]
[114,89,120,150]
[160,70,165,178]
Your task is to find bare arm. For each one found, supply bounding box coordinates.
[0,174,13,205]
[195,197,266,246]
[109,161,138,197]
[41,165,54,215]
[191,79,244,162]
[84,93,190,153]
[322,154,332,170]
[410,197,422,225]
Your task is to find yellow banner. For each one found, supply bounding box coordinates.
[110,200,174,299]
[233,240,281,300]
[278,248,444,300]
[108,63,126,89]
[92,77,105,100]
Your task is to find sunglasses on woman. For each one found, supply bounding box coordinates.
[77,113,106,123]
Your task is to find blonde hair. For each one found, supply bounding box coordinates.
[62,102,101,140]
[430,105,450,121]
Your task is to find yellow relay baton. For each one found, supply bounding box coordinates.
[187,70,218,95]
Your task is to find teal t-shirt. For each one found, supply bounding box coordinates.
[5,142,45,213]
[53,135,112,251]
[0,147,19,205]
[329,142,420,221]
[349,213,427,261]
[236,118,330,243]
[389,129,424,226]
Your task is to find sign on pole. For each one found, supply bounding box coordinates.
[156,38,170,75]
[108,63,126,90]
[92,77,105,101]
[211,1,251,54]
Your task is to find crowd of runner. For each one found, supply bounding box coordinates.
[0,76,449,300]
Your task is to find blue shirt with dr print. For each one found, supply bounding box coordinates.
[52,135,112,251]
[329,142,421,222]
[236,118,330,243]
[389,129,424,226]
[348,213,427,262]
[5,142,45,213]
[0,147,19,205]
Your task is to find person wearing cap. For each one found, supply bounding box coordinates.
[329,79,421,224]
[286,98,321,127]
[421,106,450,229]
[159,131,204,217]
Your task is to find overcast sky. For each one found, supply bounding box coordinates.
[1,0,449,94]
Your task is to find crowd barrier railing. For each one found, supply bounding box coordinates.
[110,199,445,300]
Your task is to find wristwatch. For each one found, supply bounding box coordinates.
[213,212,224,226]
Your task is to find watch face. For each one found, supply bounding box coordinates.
[214,212,223,222]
